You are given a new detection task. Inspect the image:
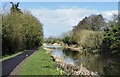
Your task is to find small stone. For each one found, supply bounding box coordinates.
[43,66,50,68]
[91,72,94,75]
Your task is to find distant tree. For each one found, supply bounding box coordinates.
[73,14,106,31]
[10,2,22,14]
[89,14,106,31]
[73,16,91,31]
[61,31,77,45]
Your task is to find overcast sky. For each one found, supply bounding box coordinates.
[2,2,118,38]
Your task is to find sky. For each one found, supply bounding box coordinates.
[2,2,118,38]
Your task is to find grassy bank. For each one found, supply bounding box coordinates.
[19,46,64,75]
[0,50,27,61]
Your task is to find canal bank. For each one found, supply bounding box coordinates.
[44,45,120,75]
[19,46,65,75]
[44,46,99,76]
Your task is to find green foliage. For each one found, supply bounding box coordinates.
[62,31,77,45]
[101,23,120,55]
[75,30,104,50]
[44,37,63,45]
[2,3,43,56]
[70,14,106,52]
[62,35,77,45]
[92,49,99,54]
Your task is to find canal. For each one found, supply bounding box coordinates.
[45,45,120,75]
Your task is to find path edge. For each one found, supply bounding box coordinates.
[8,49,39,76]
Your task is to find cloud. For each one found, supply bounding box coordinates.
[29,7,117,38]
[101,11,118,20]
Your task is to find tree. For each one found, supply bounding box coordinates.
[89,14,106,31]
[101,15,120,56]
[73,14,106,32]
[2,2,43,56]
[62,31,77,45]
[10,2,22,14]
[73,16,91,31]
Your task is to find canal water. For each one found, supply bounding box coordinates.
[45,45,120,75]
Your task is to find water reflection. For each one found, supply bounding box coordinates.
[48,46,120,75]
[63,48,120,75]
[44,45,63,48]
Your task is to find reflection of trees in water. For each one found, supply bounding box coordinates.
[63,48,79,58]
[62,48,120,75]
[103,56,120,75]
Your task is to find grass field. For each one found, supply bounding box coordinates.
[19,46,64,75]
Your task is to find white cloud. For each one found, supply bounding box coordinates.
[101,11,118,20]
[29,7,117,38]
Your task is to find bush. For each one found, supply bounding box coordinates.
[62,32,77,45]
[75,30,104,50]
[101,23,120,55]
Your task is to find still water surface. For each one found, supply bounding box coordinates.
[45,45,120,75]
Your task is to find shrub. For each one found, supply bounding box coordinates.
[62,32,77,45]
[75,30,104,50]
[101,23,120,55]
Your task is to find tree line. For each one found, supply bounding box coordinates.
[45,14,120,57]
[2,2,43,56]
[72,14,120,56]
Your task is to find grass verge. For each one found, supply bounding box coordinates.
[19,46,65,75]
[0,50,27,61]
